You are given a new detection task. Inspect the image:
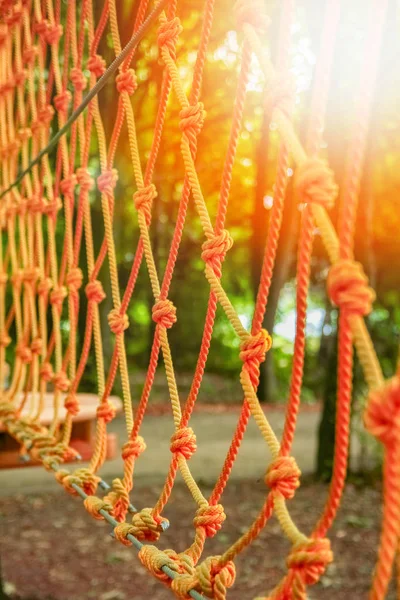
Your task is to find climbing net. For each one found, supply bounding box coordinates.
[0,0,397,598]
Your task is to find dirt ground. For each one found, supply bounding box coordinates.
[0,479,393,600]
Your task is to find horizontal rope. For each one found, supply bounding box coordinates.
[48,464,204,600]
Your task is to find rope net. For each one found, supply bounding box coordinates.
[0,0,396,598]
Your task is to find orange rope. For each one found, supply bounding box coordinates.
[0,0,394,599]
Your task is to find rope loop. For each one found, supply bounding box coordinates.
[194,503,226,538]
[240,329,272,389]
[116,68,137,95]
[133,184,157,226]
[152,299,177,329]
[295,158,338,210]
[170,427,197,459]
[265,456,301,500]
[364,376,400,447]
[108,308,129,335]
[327,259,375,316]
[85,280,106,304]
[201,230,233,277]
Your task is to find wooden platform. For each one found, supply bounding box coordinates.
[0,393,122,469]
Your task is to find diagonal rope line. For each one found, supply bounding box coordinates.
[0,0,169,201]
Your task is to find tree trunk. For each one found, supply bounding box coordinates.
[316,320,338,480]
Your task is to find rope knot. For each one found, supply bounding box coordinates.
[30,337,43,355]
[56,468,100,497]
[287,538,332,589]
[14,69,26,86]
[152,299,177,329]
[70,67,87,92]
[53,370,70,392]
[108,309,129,335]
[173,556,235,600]
[66,267,83,292]
[84,496,113,521]
[265,456,301,500]
[96,402,116,424]
[133,184,157,226]
[54,90,71,114]
[97,169,118,195]
[50,285,67,309]
[76,167,94,192]
[60,174,77,197]
[268,75,295,120]
[240,329,272,388]
[39,362,53,382]
[114,508,165,544]
[44,22,63,45]
[139,546,194,584]
[65,394,80,416]
[0,334,11,348]
[85,280,106,303]
[157,17,182,57]
[35,105,55,128]
[170,427,196,460]
[87,54,106,77]
[327,260,375,316]
[23,267,39,286]
[295,158,338,210]
[43,197,62,218]
[116,68,137,95]
[18,127,32,142]
[37,277,53,296]
[235,0,270,33]
[364,377,400,447]
[201,230,233,276]
[16,343,32,364]
[179,102,206,142]
[10,270,23,290]
[194,504,226,538]
[23,45,38,64]
[121,436,146,460]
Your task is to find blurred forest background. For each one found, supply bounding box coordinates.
[19,0,400,479]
